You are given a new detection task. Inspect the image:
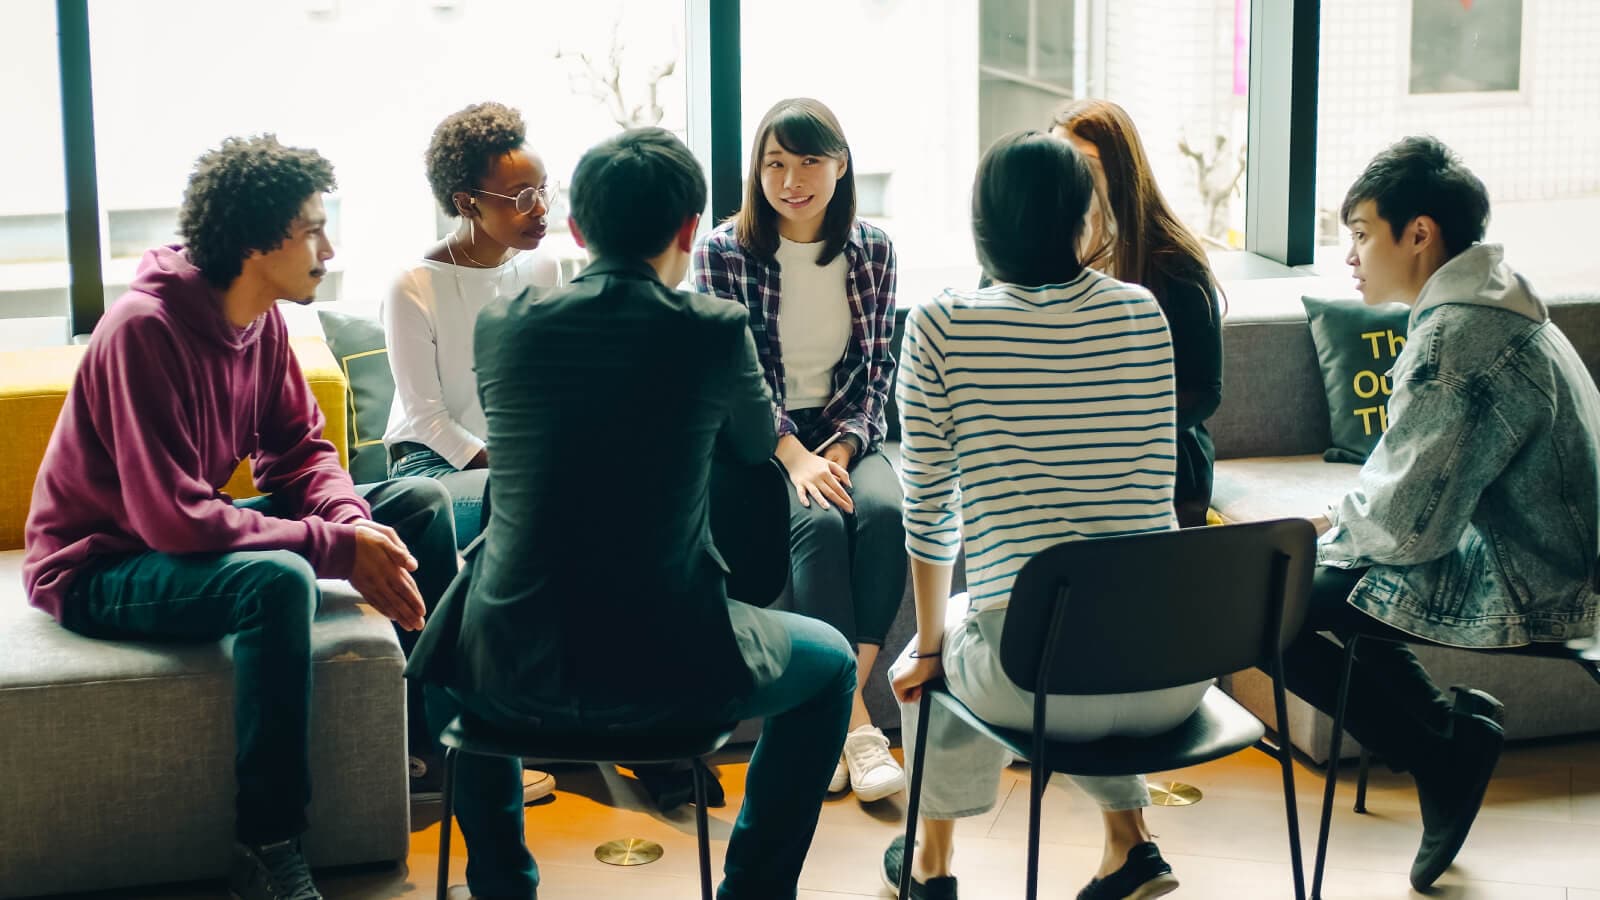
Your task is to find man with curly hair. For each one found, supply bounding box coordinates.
[23,134,459,900]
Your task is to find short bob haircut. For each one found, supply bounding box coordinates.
[570,127,707,260]
[972,131,1095,288]
[425,102,527,218]
[179,134,336,289]
[734,98,855,265]
[1341,135,1489,259]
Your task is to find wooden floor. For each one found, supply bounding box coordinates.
[108,734,1600,899]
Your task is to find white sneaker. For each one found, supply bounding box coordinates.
[842,725,906,802]
[828,756,850,793]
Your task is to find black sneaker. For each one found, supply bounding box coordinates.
[1076,842,1178,900]
[1409,707,1505,890]
[880,834,958,899]
[229,838,322,900]
[629,759,726,812]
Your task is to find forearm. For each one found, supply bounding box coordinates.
[910,557,954,654]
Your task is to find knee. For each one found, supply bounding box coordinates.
[791,503,848,548]
[238,552,319,634]
[389,475,454,519]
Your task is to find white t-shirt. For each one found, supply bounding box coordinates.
[775,236,851,409]
[382,251,563,469]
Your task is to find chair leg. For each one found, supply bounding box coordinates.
[1312,635,1360,900]
[899,690,933,900]
[436,746,457,900]
[1025,765,1046,900]
[692,758,713,900]
[1271,669,1308,900]
[1353,747,1372,814]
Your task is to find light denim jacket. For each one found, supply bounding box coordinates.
[1320,244,1600,648]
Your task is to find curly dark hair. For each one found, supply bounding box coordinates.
[425,102,528,218]
[179,134,336,289]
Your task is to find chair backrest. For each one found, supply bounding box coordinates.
[710,457,791,608]
[999,518,1316,696]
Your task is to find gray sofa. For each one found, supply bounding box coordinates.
[0,551,410,899]
[1210,290,1600,762]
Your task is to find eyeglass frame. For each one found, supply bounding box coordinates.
[472,183,559,215]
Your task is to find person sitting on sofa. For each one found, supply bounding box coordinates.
[1048,99,1224,527]
[381,99,559,806]
[1289,135,1600,891]
[881,131,1209,900]
[22,134,460,900]
[404,127,856,900]
[382,101,563,548]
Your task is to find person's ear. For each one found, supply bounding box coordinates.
[836,153,849,180]
[453,191,478,219]
[674,213,702,253]
[569,217,586,249]
[1407,215,1438,255]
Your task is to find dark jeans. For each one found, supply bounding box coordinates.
[1279,566,1453,773]
[61,477,457,844]
[427,608,856,900]
[787,448,907,647]
[389,444,489,550]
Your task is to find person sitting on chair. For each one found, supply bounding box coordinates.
[404,127,857,900]
[1291,135,1600,891]
[881,131,1210,900]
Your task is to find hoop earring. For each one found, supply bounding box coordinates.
[469,217,476,247]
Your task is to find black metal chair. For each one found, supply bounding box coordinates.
[433,458,791,900]
[1310,631,1600,899]
[897,518,1316,900]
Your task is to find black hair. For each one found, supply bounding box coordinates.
[179,134,336,289]
[735,98,856,265]
[569,127,707,260]
[1341,135,1490,258]
[425,102,528,217]
[972,131,1095,287]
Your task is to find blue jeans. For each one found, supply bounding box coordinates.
[426,608,856,900]
[389,445,489,550]
[61,477,457,844]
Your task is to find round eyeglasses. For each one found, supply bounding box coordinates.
[473,183,560,215]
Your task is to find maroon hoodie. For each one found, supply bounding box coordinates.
[23,246,369,622]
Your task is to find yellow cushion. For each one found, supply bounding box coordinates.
[0,336,349,551]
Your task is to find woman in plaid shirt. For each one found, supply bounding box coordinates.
[692,97,908,804]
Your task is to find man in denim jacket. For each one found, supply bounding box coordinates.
[1287,136,1600,891]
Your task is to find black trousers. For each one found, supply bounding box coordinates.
[1278,566,1454,773]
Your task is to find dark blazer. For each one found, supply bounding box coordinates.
[1148,271,1223,527]
[405,256,780,718]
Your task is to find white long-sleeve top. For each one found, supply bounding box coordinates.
[897,270,1179,612]
[382,252,563,469]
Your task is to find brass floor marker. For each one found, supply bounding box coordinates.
[1148,781,1203,806]
[594,838,665,866]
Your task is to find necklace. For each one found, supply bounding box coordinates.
[444,234,517,304]
[450,229,500,268]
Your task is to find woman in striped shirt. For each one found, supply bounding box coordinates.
[880,133,1209,900]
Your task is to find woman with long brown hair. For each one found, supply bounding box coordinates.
[1050,99,1224,527]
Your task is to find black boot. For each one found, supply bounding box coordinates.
[1409,690,1505,890]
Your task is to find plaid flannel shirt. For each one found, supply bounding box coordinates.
[691,219,898,452]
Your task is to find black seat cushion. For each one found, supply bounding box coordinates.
[440,714,738,766]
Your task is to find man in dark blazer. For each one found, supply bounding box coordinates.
[406,128,856,900]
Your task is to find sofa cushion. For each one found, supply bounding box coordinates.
[1301,296,1410,463]
[317,309,395,485]
[1209,309,1332,460]
[1211,454,1361,524]
[0,550,409,897]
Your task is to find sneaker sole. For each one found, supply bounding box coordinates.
[1128,873,1180,899]
[523,771,556,804]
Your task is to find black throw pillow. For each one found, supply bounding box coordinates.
[1301,296,1411,464]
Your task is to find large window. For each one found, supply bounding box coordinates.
[0,1,71,347]
[1315,0,1600,295]
[82,0,689,315]
[741,0,1250,308]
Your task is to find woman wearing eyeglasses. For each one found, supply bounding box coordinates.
[382,101,564,547]
[383,101,563,806]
